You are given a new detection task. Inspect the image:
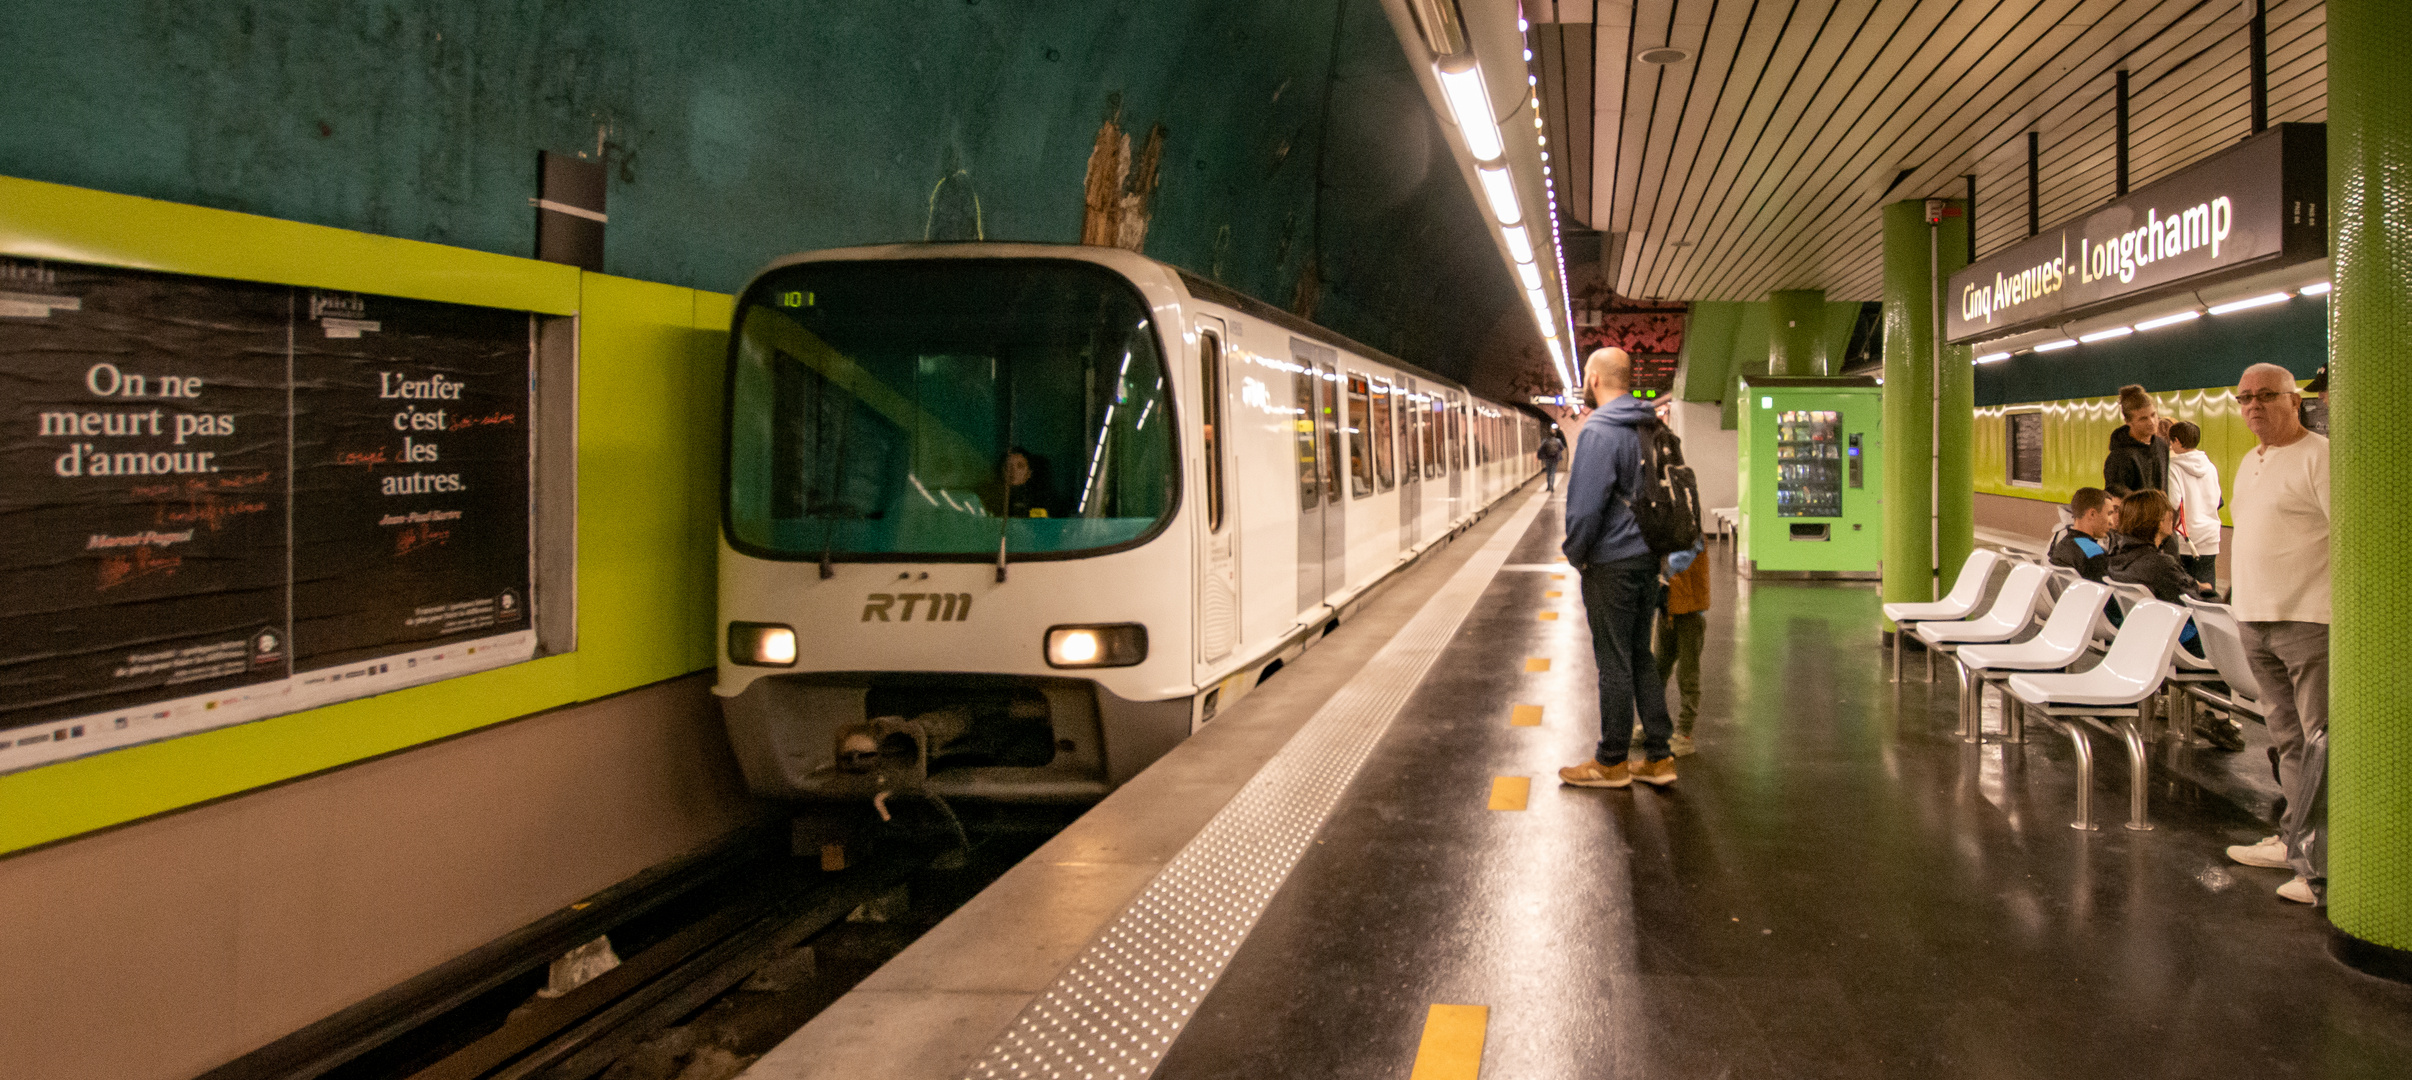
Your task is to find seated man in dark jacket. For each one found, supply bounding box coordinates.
[2050,487,2117,581]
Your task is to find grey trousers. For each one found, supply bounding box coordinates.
[2241,620,2329,853]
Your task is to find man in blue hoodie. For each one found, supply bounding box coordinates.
[1557,348,1679,789]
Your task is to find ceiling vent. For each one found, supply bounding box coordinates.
[1637,46,1691,64]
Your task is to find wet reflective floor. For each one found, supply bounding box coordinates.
[1154,498,2412,1079]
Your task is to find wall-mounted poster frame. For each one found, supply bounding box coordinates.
[0,177,579,780]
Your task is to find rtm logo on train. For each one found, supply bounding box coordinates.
[862,593,973,622]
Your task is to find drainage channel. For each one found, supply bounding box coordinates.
[206,801,1082,1080]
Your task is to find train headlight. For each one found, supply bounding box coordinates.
[728,622,797,667]
[1045,624,1147,669]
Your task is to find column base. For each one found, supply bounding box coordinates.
[2329,924,2412,985]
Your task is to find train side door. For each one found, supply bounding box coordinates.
[1398,377,1421,548]
[1447,394,1464,513]
[1193,317,1240,668]
[1316,355,1345,600]
[1290,339,1325,618]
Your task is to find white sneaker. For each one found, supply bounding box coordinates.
[1670,734,1697,756]
[2278,877,2317,904]
[2227,835,2289,869]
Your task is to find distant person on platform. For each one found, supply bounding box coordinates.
[2103,383,2172,498]
[2300,366,2330,436]
[1538,427,1567,492]
[2050,487,2116,582]
[2166,421,2225,588]
[2221,363,2330,906]
[1558,348,1681,789]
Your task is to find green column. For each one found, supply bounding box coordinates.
[1879,200,1972,616]
[2328,0,2412,974]
[1767,289,1827,376]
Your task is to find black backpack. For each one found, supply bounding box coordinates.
[1628,421,1702,556]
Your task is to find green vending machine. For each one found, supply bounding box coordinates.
[1735,376,1883,578]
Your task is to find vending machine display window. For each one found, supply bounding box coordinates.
[1774,410,1842,518]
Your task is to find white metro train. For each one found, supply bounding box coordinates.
[715,243,1543,804]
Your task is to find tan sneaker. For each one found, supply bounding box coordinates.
[1559,759,1632,788]
[1632,757,1678,786]
[1670,734,1697,757]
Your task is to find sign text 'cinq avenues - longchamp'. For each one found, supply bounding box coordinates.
[1944,123,2326,344]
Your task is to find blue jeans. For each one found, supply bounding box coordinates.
[1581,556,1674,764]
[1543,460,1559,490]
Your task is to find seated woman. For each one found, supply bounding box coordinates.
[2104,489,2217,604]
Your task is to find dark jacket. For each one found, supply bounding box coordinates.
[2102,426,2170,497]
[2105,535,2210,602]
[1537,434,1565,463]
[2050,531,2111,582]
[1562,395,1657,567]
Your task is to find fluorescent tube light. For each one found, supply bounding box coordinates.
[1524,287,1551,316]
[1975,352,2011,364]
[1517,262,1542,290]
[1501,225,1534,263]
[1537,317,1558,338]
[2300,281,2332,296]
[1435,58,1503,162]
[2134,310,2201,332]
[1478,165,1522,226]
[2078,326,2133,343]
[2208,291,2291,315]
[2033,338,2078,352]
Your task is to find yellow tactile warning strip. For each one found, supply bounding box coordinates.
[1525,657,1550,672]
[1510,704,1542,726]
[1537,611,1559,621]
[1487,777,1529,811]
[1408,1004,1488,1080]
[1550,573,1566,580]
[1545,590,1563,598]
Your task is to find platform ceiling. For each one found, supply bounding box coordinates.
[1528,0,2328,302]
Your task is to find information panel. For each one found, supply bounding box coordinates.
[0,257,537,774]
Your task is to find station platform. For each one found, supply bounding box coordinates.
[745,488,2412,1080]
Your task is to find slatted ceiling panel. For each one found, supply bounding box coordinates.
[1542,0,2327,302]
[1535,24,1599,225]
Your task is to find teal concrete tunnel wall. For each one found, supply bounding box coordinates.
[0,0,1519,383]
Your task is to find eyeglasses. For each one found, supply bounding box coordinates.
[2232,389,2297,407]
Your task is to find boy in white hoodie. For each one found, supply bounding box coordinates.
[2167,421,2223,588]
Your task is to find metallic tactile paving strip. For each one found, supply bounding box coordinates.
[962,491,1550,1080]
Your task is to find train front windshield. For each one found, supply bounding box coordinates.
[726,259,1176,560]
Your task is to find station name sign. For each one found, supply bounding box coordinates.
[1945,124,2324,344]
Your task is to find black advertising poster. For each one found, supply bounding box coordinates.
[0,257,537,774]
[0,259,292,741]
[292,293,530,671]
[1946,123,2326,343]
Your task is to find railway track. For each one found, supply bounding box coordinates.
[207,801,1076,1080]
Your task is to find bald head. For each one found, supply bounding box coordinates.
[1584,348,1632,405]
[2236,362,2307,447]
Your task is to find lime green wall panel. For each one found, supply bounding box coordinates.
[1676,301,1742,403]
[1767,290,1826,377]
[0,175,579,315]
[570,275,726,697]
[1972,385,2268,528]
[2326,0,2412,956]
[0,180,723,855]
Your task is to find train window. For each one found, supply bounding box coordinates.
[1345,373,1374,498]
[1293,367,1319,511]
[1319,368,1342,504]
[1199,332,1225,533]
[1370,377,1396,491]
[726,258,1176,560]
[1399,385,1420,480]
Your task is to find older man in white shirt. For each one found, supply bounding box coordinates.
[2221,362,2329,905]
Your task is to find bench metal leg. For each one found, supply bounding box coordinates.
[2115,717,2154,832]
[2051,716,2099,831]
[1957,659,1980,743]
[2004,685,2025,744]
[1892,628,1902,684]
